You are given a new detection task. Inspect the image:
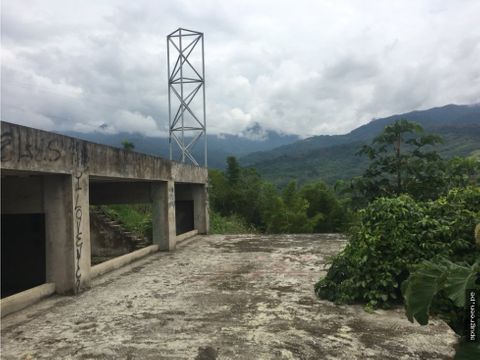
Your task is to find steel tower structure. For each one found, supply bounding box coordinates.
[167,28,207,167]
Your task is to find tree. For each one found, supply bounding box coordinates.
[208,169,229,215]
[354,119,444,201]
[211,157,264,227]
[225,156,241,185]
[121,140,135,151]
[300,181,350,232]
[256,181,319,233]
[444,156,480,190]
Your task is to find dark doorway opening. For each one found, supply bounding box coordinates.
[175,200,194,235]
[1,214,46,298]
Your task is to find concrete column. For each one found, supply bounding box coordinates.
[43,173,91,294]
[151,181,176,250]
[44,175,73,293]
[71,170,91,293]
[193,184,209,234]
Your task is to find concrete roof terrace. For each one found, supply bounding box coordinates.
[1,234,457,359]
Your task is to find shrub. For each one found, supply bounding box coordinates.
[315,187,480,308]
[209,211,257,234]
[99,204,152,240]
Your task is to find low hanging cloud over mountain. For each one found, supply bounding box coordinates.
[2,0,480,138]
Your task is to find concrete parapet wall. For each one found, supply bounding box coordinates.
[176,230,199,243]
[1,283,56,317]
[90,245,160,279]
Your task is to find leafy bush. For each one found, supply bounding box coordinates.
[315,187,480,308]
[209,211,257,234]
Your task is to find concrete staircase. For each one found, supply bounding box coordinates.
[92,208,151,250]
[90,207,151,264]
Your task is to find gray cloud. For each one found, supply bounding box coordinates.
[2,0,480,138]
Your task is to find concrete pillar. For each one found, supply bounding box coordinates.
[43,173,91,294]
[151,181,176,250]
[193,184,209,234]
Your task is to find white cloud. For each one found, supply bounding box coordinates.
[1,0,479,137]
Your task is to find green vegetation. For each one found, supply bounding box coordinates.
[209,211,257,234]
[315,188,480,308]
[121,139,135,151]
[313,120,479,357]
[353,119,444,201]
[402,258,478,327]
[340,120,480,208]
[402,258,480,358]
[209,156,352,234]
[98,204,152,240]
[400,220,480,358]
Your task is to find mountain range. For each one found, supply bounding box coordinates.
[60,123,299,169]
[240,104,480,186]
[58,103,480,186]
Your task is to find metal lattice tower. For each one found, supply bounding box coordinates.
[167,28,207,167]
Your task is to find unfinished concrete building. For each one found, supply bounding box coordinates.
[1,121,209,315]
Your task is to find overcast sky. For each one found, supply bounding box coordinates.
[2,0,480,138]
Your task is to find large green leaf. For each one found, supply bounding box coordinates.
[403,260,479,325]
[402,261,448,325]
[443,261,479,307]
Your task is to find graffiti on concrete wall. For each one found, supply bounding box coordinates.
[74,170,84,292]
[1,130,62,163]
[168,184,175,209]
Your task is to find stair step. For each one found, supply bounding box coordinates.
[93,211,152,249]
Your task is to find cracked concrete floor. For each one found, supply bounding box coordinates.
[1,234,457,359]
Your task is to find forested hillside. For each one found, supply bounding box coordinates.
[241,104,480,186]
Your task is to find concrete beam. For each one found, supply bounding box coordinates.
[1,176,43,214]
[1,283,55,318]
[90,245,160,279]
[1,122,208,183]
[90,182,151,205]
[176,229,198,244]
[171,162,208,184]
